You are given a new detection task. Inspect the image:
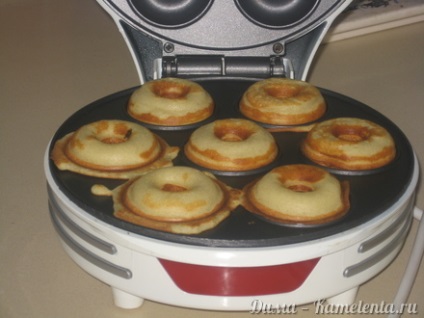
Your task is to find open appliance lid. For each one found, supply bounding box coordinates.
[96,0,353,82]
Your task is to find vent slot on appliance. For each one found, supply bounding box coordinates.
[49,198,133,279]
[48,186,117,255]
[343,212,412,278]
[358,199,414,253]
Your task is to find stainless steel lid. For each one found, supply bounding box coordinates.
[97,0,353,81]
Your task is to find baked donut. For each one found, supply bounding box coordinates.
[301,117,396,170]
[128,77,214,126]
[239,78,326,127]
[51,120,179,179]
[243,164,350,225]
[184,118,278,171]
[92,166,242,234]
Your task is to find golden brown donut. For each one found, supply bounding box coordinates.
[92,166,242,234]
[50,120,179,179]
[128,77,214,126]
[301,117,396,170]
[242,164,350,225]
[184,118,278,171]
[240,78,326,126]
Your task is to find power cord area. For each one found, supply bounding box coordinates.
[388,206,423,318]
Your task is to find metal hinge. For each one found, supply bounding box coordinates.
[160,55,294,79]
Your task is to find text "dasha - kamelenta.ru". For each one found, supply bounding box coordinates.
[249,299,418,315]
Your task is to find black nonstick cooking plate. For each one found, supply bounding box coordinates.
[48,78,414,247]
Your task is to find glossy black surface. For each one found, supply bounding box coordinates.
[49,78,414,247]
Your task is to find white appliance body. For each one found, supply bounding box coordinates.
[45,151,419,310]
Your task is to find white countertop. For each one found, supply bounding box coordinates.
[1,1,423,317]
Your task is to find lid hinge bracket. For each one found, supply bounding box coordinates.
[161,55,294,79]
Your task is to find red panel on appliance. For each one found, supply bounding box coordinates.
[159,258,320,296]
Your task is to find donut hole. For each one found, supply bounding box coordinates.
[161,183,187,192]
[152,81,190,99]
[99,129,132,144]
[264,84,302,99]
[332,125,371,142]
[100,137,126,144]
[214,126,253,142]
[287,184,314,192]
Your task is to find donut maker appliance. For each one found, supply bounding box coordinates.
[44,0,421,312]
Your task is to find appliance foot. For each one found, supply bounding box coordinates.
[112,288,144,309]
[326,287,359,305]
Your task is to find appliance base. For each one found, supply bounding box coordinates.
[46,154,418,311]
[326,287,359,305]
[112,288,145,309]
[110,286,359,309]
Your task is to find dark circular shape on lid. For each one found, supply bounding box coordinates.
[129,0,213,28]
[235,0,320,28]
